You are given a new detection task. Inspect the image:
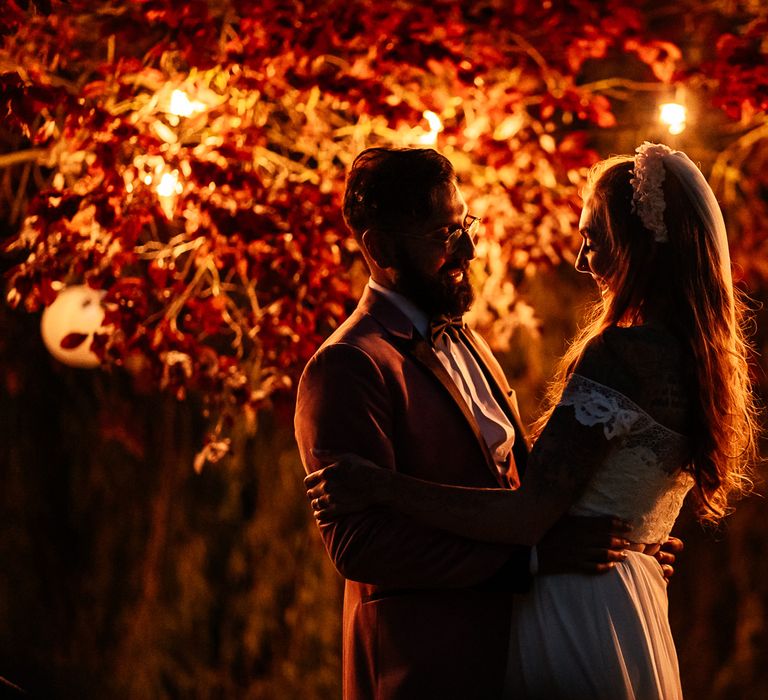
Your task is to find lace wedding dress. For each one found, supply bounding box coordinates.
[505,362,693,699]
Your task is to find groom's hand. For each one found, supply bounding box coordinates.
[655,536,684,582]
[537,515,632,575]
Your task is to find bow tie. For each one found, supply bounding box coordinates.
[429,314,465,346]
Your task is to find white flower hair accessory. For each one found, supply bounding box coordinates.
[630,141,673,242]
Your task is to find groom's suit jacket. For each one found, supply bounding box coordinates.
[295,287,532,700]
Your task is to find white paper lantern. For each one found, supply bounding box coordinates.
[41,285,106,368]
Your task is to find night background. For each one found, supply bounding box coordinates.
[1,0,767,697]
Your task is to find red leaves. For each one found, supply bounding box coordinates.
[0,1,29,37]
[706,19,768,121]
[625,39,682,83]
[104,277,150,316]
[206,205,280,241]
[12,0,745,464]
[28,192,84,223]
[102,277,151,341]
[566,35,611,74]
[539,89,616,128]
[180,296,229,337]
[0,73,70,138]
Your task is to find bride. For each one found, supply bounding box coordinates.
[306,143,759,698]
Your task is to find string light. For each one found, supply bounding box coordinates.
[416,110,444,145]
[168,89,206,117]
[156,170,182,198]
[154,170,182,218]
[659,102,687,135]
[128,155,184,218]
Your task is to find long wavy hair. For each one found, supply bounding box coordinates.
[534,155,759,523]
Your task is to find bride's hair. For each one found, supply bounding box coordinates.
[534,152,759,523]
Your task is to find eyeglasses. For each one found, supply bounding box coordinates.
[397,214,482,252]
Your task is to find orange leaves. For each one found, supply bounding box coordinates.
[12,0,747,469]
[625,39,682,84]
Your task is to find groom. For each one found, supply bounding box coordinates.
[295,148,640,699]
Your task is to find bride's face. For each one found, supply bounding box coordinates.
[575,198,612,294]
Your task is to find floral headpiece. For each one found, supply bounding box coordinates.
[630,141,672,242]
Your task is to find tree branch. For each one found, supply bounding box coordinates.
[0,149,47,170]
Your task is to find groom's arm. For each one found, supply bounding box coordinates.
[295,342,532,590]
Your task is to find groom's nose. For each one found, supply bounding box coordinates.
[454,228,476,260]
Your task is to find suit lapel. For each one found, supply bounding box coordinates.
[397,333,505,486]
[360,286,512,487]
[459,328,529,477]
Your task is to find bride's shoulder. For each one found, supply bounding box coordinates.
[574,325,691,429]
[573,329,635,396]
[580,325,684,369]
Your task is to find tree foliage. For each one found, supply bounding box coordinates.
[2,2,768,698]
[0,0,713,463]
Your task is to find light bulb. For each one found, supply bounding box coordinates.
[416,110,444,145]
[156,171,180,197]
[659,102,687,135]
[168,89,206,117]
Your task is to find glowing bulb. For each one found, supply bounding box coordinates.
[423,110,443,133]
[659,102,687,135]
[416,110,444,146]
[169,89,206,117]
[156,171,180,197]
[155,170,182,218]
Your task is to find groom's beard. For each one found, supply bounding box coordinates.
[392,252,474,318]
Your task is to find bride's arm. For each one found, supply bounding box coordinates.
[307,406,610,546]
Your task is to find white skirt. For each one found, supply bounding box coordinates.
[504,551,683,700]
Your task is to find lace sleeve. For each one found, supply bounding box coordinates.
[559,374,651,440]
[558,373,693,543]
[574,325,691,433]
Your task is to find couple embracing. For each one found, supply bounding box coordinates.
[295,145,758,699]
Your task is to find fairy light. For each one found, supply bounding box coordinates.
[155,170,183,218]
[416,110,444,145]
[659,102,687,135]
[129,155,183,217]
[168,89,206,117]
[424,110,443,133]
[157,171,181,197]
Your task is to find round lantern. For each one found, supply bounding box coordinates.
[41,285,106,368]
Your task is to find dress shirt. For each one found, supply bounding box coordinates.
[368,279,515,476]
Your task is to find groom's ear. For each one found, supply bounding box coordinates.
[363,229,396,269]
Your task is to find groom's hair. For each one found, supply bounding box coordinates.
[343,147,457,240]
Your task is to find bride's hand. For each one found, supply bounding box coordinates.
[304,451,391,521]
